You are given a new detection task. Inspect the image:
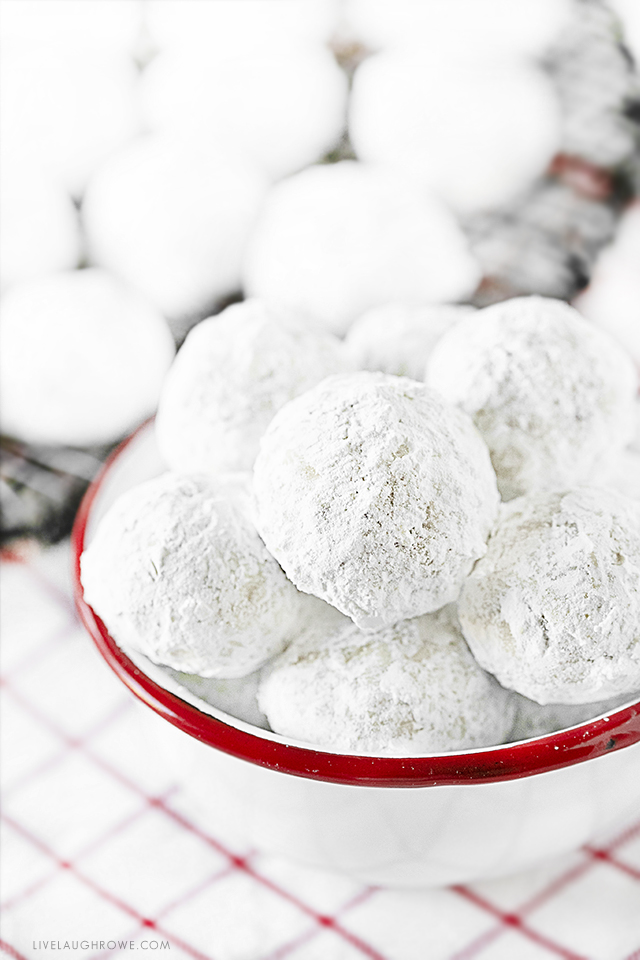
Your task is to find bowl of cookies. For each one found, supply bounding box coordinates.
[72,295,640,888]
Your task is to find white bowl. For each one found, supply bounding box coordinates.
[72,421,640,887]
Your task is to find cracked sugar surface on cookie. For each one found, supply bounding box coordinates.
[458,487,640,705]
[253,371,500,629]
[80,472,303,679]
[258,605,515,754]
[156,299,352,474]
[425,296,638,501]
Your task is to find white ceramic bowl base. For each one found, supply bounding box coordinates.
[77,421,640,888]
[135,701,640,887]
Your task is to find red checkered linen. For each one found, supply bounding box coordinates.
[2,542,640,960]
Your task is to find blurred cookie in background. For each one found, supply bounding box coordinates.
[144,0,340,56]
[139,46,348,182]
[0,151,81,292]
[2,0,639,549]
[350,54,562,215]
[0,270,174,448]
[468,0,640,304]
[574,202,640,364]
[342,0,573,60]
[82,135,268,339]
[243,161,480,337]
[0,271,174,544]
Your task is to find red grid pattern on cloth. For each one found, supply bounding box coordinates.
[1,545,640,960]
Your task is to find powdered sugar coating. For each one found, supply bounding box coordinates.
[156,300,353,474]
[345,302,475,381]
[458,488,640,705]
[605,441,640,500]
[608,401,640,500]
[259,605,515,754]
[631,402,640,453]
[426,296,638,501]
[81,473,303,679]
[254,372,499,628]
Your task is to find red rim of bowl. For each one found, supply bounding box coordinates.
[71,422,640,789]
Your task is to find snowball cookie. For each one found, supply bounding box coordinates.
[458,488,640,705]
[259,605,515,754]
[0,152,81,290]
[574,204,640,365]
[82,135,268,327]
[508,690,637,742]
[146,0,339,54]
[630,402,640,453]
[81,473,304,679]
[0,270,174,447]
[346,302,475,381]
[350,53,560,214]
[0,45,138,197]
[156,299,353,474]
[1,0,142,54]
[606,448,640,501]
[254,372,499,629]
[243,161,480,337]
[426,296,638,501]
[139,46,347,181]
[343,0,572,60]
